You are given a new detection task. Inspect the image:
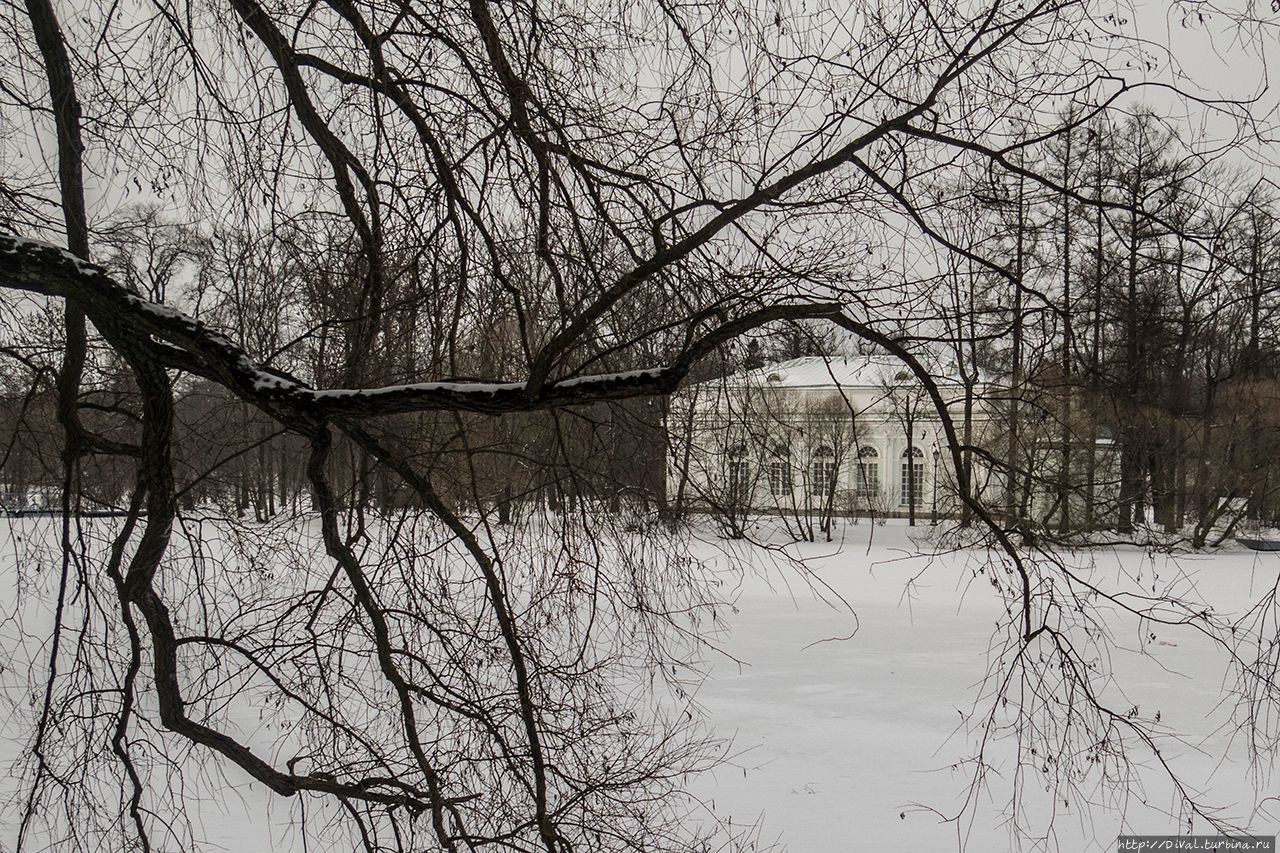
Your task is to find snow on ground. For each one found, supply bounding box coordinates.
[686,522,1280,851]
[1,516,1278,852]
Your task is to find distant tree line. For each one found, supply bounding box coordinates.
[936,110,1280,544]
[7,109,1280,549]
[0,210,677,521]
[617,109,1280,546]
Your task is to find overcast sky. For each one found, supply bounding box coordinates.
[7,0,1280,244]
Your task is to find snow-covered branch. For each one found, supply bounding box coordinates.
[0,234,841,417]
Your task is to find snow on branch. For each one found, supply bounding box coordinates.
[0,235,698,415]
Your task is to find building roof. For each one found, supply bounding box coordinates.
[731,354,974,390]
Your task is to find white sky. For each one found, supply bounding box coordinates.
[7,0,1280,265]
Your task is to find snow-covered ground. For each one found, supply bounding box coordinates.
[686,522,1280,852]
[2,516,1278,852]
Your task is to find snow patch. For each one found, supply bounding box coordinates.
[554,368,665,387]
[309,381,527,400]
[0,234,108,277]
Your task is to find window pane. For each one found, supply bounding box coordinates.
[810,460,836,496]
[728,460,750,501]
[769,461,792,496]
[856,463,878,496]
[900,462,924,505]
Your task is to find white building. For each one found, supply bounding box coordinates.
[668,354,998,520]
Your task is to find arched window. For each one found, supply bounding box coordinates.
[809,445,837,497]
[855,446,879,497]
[900,446,924,506]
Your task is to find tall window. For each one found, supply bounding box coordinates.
[856,446,879,497]
[727,458,750,502]
[900,446,924,506]
[810,446,837,497]
[768,460,792,496]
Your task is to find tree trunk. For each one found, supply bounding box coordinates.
[1058,118,1074,533]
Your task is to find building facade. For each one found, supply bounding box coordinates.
[668,355,999,520]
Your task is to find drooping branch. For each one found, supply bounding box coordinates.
[15,2,95,848]
[0,234,844,416]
